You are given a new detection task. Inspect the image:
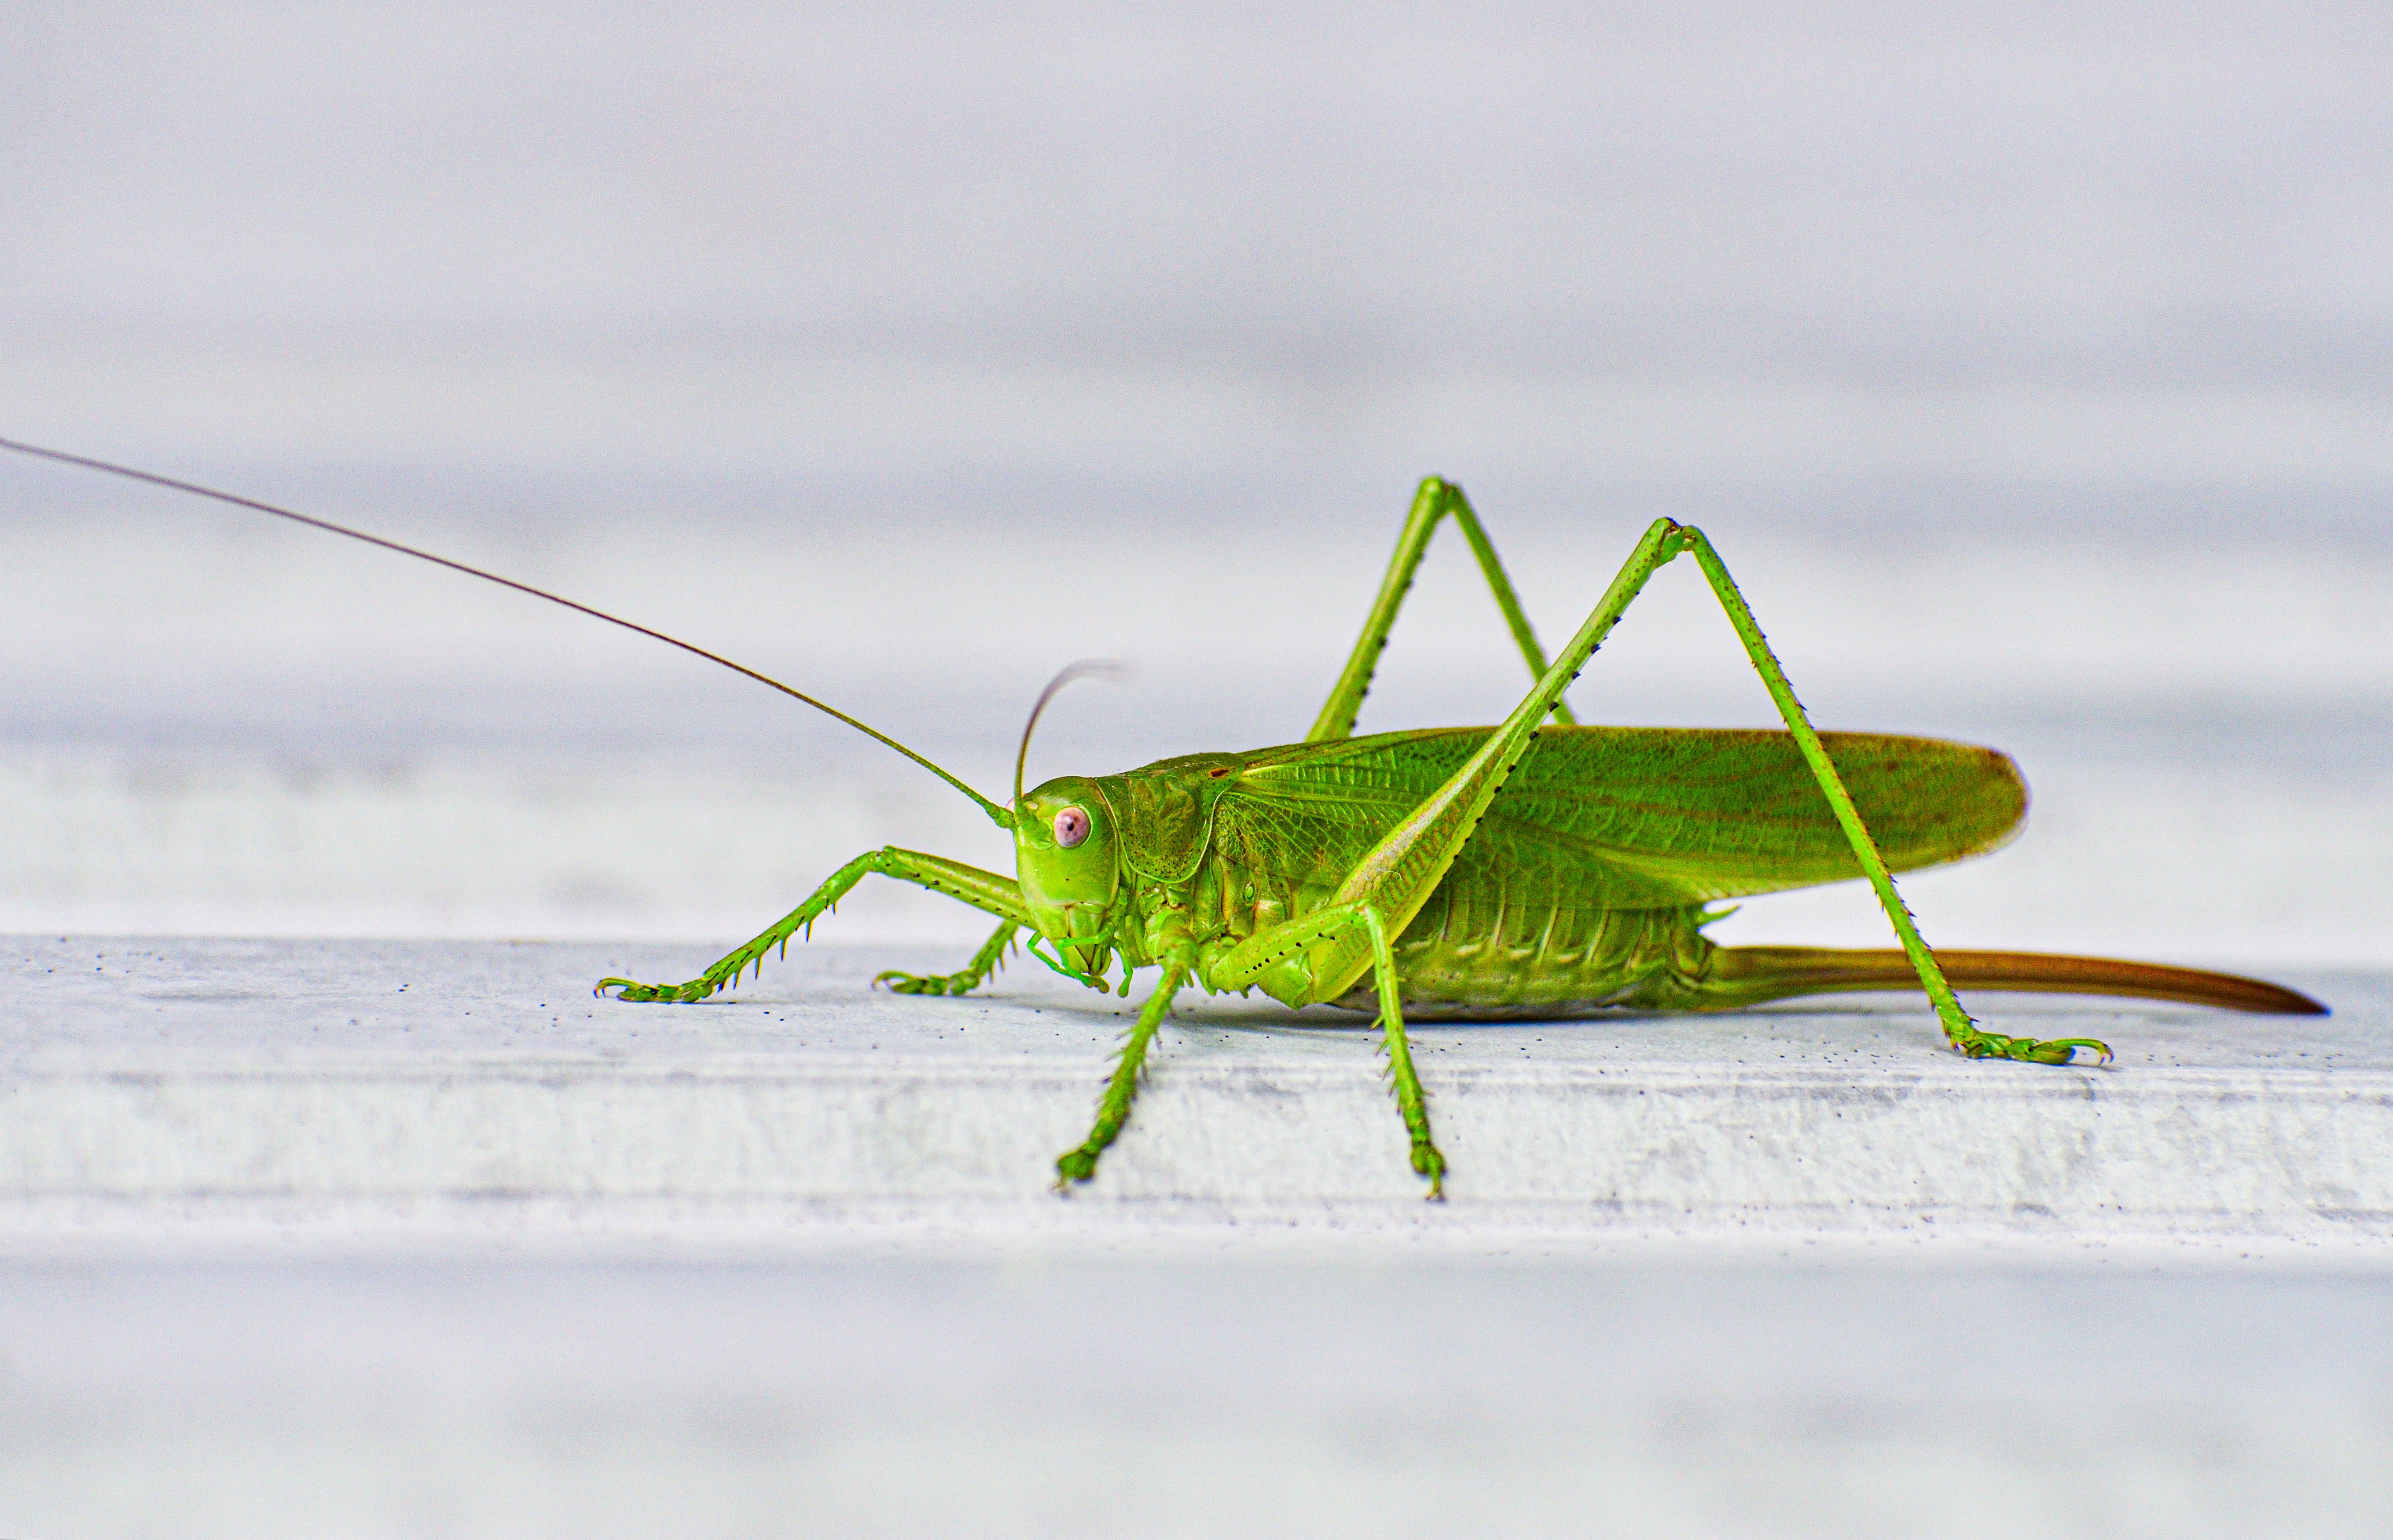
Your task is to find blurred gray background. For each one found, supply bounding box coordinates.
[2,0,2387,959]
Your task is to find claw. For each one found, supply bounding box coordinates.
[1952,1028,2115,1066]
[594,976,718,1004]
[1412,1140,1448,1200]
[875,969,976,996]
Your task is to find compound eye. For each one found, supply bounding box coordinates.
[1052,806,1091,848]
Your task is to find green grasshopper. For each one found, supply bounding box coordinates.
[4,443,2324,1199]
[586,477,2323,1196]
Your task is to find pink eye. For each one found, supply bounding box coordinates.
[1053,807,1091,848]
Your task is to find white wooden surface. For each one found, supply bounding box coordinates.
[4,937,2387,1538]
[6,937,2386,1251]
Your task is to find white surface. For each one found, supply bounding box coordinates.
[3,1255,2388,1540]
[6,937,2386,1252]
[5,937,2388,1537]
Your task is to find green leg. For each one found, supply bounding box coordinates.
[875,920,1020,997]
[1674,530,2110,1067]
[1361,906,1446,1197]
[1308,477,1577,742]
[596,848,1030,1004]
[1207,902,1448,1197]
[1290,512,2106,1068]
[1266,519,1689,1008]
[1055,961,1189,1189]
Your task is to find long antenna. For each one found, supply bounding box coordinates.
[0,436,1015,828]
[1014,659,1130,807]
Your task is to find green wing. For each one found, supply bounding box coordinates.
[1214,725,2026,908]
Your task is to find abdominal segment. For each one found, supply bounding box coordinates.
[1335,888,1720,1019]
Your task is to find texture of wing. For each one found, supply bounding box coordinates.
[1221,726,2027,907]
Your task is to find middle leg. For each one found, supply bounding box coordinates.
[1208,901,1449,1197]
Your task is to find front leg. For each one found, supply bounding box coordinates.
[875,920,1020,996]
[1054,962,1189,1189]
[1050,891,1209,1188]
[598,848,1031,1003]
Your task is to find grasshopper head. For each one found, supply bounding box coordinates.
[1015,775,1124,980]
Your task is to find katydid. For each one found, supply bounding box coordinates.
[3,443,2325,1199]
